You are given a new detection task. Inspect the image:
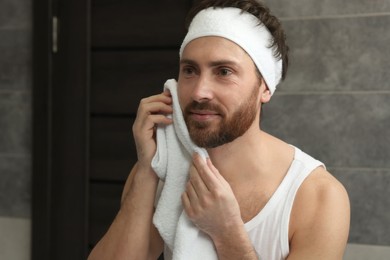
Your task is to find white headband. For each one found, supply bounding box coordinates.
[179,7,282,95]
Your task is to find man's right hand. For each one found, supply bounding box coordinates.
[132,91,173,172]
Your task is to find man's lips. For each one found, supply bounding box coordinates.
[190,109,219,115]
[189,110,221,121]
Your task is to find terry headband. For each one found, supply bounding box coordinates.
[179,7,282,95]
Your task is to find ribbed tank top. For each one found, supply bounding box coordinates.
[244,146,324,260]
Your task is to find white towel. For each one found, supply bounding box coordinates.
[152,79,218,259]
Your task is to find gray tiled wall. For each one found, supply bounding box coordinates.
[0,30,32,91]
[267,0,390,17]
[0,0,389,256]
[0,0,32,219]
[263,0,390,246]
[282,17,390,92]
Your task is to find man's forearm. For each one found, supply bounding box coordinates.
[88,167,159,260]
[211,223,258,260]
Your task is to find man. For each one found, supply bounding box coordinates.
[88,0,350,259]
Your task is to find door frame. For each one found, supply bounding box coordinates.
[32,0,90,259]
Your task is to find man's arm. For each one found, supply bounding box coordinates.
[88,92,172,260]
[287,167,350,260]
[88,164,163,260]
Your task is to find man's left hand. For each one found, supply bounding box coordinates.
[181,153,243,239]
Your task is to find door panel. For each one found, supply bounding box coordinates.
[90,117,136,181]
[91,50,179,114]
[92,0,191,47]
[89,183,123,246]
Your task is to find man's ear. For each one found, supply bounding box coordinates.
[260,80,271,104]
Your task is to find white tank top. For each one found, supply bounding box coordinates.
[162,146,324,260]
[244,146,324,260]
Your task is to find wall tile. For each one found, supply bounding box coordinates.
[0,91,31,154]
[277,16,390,92]
[0,0,32,29]
[332,168,390,245]
[265,0,390,18]
[262,93,390,168]
[0,216,31,260]
[0,156,31,218]
[0,29,32,91]
[344,244,390,260]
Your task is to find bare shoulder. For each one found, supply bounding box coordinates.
[291,166,350,228]
[288,167,350,259]
[296,166,349,206]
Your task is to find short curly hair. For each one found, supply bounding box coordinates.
[185,0,289,81]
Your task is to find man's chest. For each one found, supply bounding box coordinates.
[235,186,274,223]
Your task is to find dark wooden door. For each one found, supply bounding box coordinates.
[33,1,192,259]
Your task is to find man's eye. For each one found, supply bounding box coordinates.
[183,67,195,75]
[219,68,232,76]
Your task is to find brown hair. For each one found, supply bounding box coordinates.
[185,0,289,81]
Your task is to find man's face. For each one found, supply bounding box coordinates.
[178,36,263,148]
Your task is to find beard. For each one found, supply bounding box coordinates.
[183,84,259,148]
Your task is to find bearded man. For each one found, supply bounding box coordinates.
[88,0,350,259]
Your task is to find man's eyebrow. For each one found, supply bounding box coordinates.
[180,59,198,66]
[180,59,239,67]
[208,60,239,67]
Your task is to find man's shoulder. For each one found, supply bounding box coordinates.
[289,166,350,237]
[287,166,350,258]
[295,166,349,210]
[301,166,347,197]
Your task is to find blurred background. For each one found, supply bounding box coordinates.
[0,0,389,259]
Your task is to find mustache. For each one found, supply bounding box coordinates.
[184,101,224,115]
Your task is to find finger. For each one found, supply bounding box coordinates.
[185,180,199,204]
[181,192,194,218]
[206,158,222,180]
[136,95,172,118]
[163,89,172,97]
[138,101,173,117]
[206,158,232,190]
[192,153,219,191]
[141,92,172,104]
[146,114,173,127]
[133,114,172,134]
[189,164,210,194]
[135,101,173,129]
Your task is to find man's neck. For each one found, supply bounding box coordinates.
[206,127,268,183]
[205,127,295,187]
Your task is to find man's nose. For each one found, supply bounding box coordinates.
[191,75,213,103]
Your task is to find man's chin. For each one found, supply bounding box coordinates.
[190,133,230,149]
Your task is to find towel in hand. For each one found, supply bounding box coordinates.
[152,79,218,259]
